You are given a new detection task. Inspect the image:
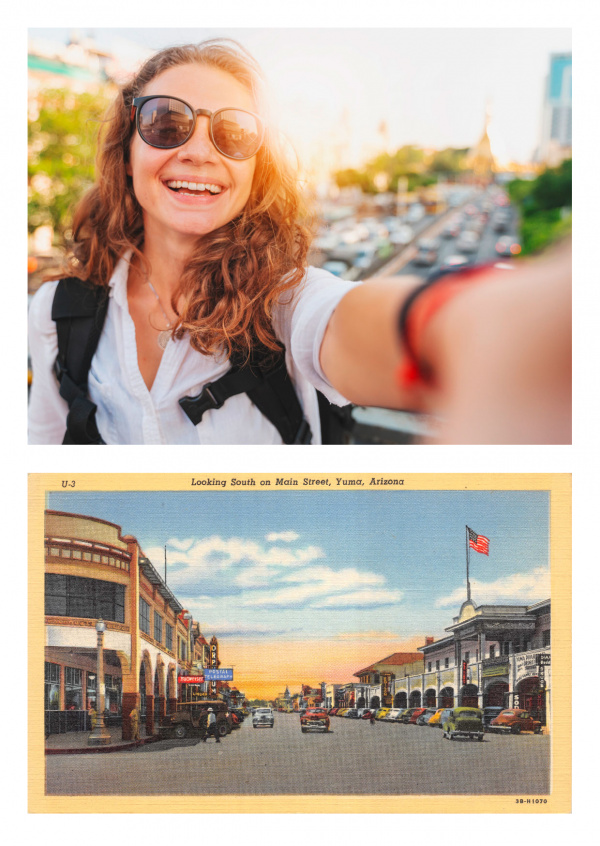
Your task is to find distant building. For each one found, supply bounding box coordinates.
[353,652,425,709]
[464,107,496,184]
[538,52,572,166]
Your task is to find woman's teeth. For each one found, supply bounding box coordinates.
[166,180,223,196]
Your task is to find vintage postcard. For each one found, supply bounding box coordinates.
[29,473,570,813]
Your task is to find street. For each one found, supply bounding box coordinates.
[46,712,550,796]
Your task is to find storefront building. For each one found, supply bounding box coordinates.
[354,652,425,710]
[44,510,217,740]
[393,598,551,724]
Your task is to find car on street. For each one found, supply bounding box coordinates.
[416,708,438,725]
[252,707,275,728]
[441,218,461,238]
[361,709,374,720]
[376,708,391,720]
[489,708,542,734]
[399,708,422,723]
[344,708,359,718]
[159,699,230,740]
[328,708,339,716]
[427,708,446,727]
[482,706,504,731]
[300,707,331,733]
[433,708,453,729]
[384,708,403,722]
[442,707,484,741]
[408,708,428,724]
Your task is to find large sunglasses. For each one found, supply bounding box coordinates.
[131,95,264,160]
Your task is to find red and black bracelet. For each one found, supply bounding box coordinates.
[397,262,512,390]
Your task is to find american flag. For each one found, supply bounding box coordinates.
[468,527,490,555]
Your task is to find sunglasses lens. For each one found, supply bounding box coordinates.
[212,110,262,158]
[138,97,194,148]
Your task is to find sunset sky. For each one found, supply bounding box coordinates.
[48,487,550,700]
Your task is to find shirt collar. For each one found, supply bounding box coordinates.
[108,251,133,309]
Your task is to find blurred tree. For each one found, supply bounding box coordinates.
[428,147,469,176]
[28,87,112,243]
[508,159,571,255]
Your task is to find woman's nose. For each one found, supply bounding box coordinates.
[176,116,218,163]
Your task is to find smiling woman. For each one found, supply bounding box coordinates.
[28,38,571,445]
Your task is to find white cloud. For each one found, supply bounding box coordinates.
[281,566,384,588]
[310,589,404,608]
[434,567,550,608]
[265,531,300,542]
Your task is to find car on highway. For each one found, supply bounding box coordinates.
[489,708,542,734]
[492,211,512,232]
[442,707,484,741]
[300,707,331,733]
[413,238,439,267]
[159,699,230,740]
[495,236,521,257]
[441,217,461,238]
[456,230,480,253]
[252,707,275,729]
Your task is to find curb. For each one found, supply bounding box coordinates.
[45,734,162,755]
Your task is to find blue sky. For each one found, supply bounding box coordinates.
[47,488,549,644]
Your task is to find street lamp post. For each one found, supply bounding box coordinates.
[88,619,111,746]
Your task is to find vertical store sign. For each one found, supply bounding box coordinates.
[210,636,219,697]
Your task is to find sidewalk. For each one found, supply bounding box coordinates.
[45,724,161,754]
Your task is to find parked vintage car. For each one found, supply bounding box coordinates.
[482,706,504,731]
[159,699,230,740]
[427,708,446,727]
[442,707,484,741]
[399,708,421,723]
[252,707,275,729]
[384,708,403,722]
[344,708,359,718]
[489,708,542,734]
[416,708,437,726]
[300,707,331,733]
[408,708,428,724]
[376,708,391,720]
[361,710,374,720]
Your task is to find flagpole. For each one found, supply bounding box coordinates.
[465,526,471,602]
[164,544,167,585]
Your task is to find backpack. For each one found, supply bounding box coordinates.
[51,277,354,445]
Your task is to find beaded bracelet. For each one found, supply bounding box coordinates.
[397,262,510,390]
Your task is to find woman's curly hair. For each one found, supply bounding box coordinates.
[63,39,316,360]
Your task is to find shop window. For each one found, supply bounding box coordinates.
[72,549,82,559]
[45,662,60,710]
[166,623,173,651]
[45,574,125,623]
[65,666,83,710]
[109,557,115,566]
[140,597,151,635]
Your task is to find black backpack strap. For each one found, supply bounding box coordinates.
[179,348,312,444]
[316,392,354,445]
[52,277,109,445]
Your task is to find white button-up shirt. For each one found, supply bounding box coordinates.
[28,255,360,444]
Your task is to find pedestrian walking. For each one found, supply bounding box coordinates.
[130,705,140,741]
[370,712,375,725]
[203,707,220,743]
